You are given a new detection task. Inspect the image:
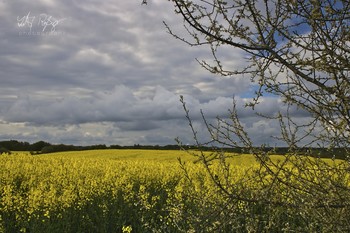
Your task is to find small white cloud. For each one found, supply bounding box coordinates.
[74,48,113,66]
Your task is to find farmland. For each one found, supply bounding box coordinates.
[0,150,349,232]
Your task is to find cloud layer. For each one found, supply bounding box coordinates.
[0,0,309,146]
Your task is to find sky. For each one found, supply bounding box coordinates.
[0,0,309,146]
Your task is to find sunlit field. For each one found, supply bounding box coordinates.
[0,150,347,232]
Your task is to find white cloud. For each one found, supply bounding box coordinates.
[73,48,114,66]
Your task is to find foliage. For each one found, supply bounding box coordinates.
[0,147,10,155]
[172,94,350,232]
[0,140,200,154]
[160,0,350,148]
[0,141,31,152]
[164,0,350,147]
[157,0,350,231]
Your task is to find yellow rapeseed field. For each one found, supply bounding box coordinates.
[1,149,348,232]
[0,150,257,233]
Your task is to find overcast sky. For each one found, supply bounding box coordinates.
[0,0,309,146]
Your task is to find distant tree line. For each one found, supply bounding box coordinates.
[0,140,347,159]
[0,140,109,154]
[0,140,185,154]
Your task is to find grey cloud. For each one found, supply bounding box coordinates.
[4,85,298,126]
[115,121,159,131]
[0,0,302,146]
[0,86,312,146]
[2,84,310,145]
[3,86,182,125]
